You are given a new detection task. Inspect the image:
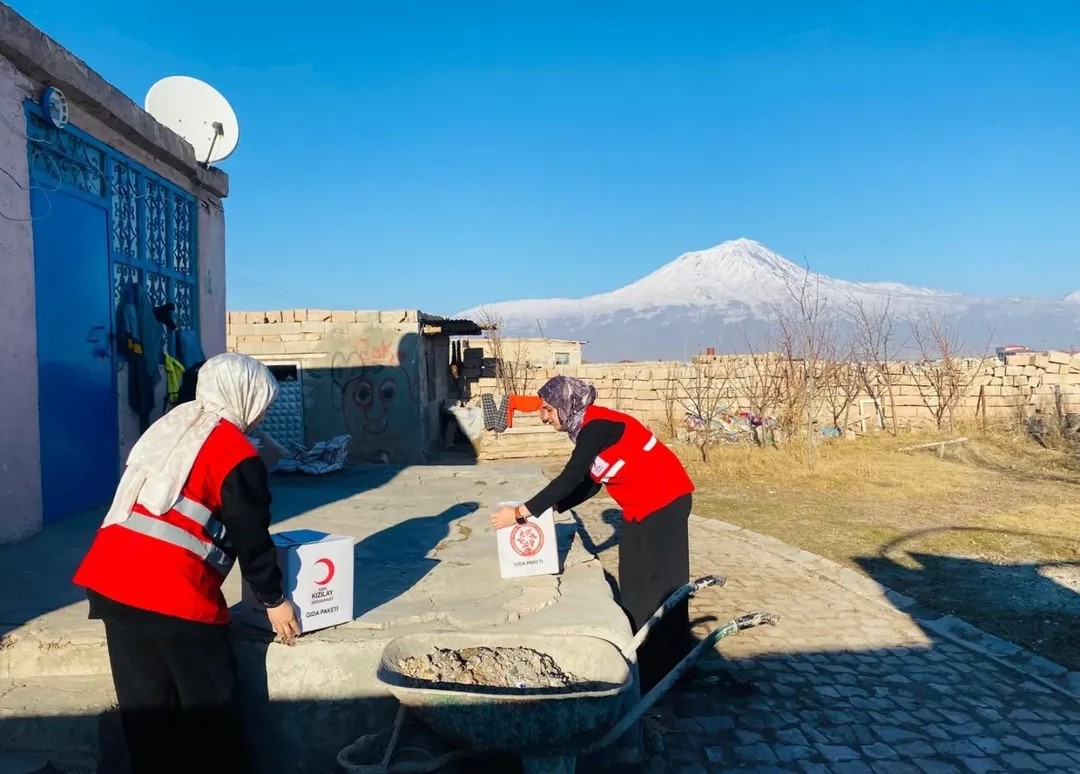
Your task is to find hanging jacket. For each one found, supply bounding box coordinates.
[116,282,164,432]
[177,328,207,369]
[72,420,280,624]
[580,405,694,521]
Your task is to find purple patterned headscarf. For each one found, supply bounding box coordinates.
[538,376,597,442]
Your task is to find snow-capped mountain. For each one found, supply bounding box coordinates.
[458,239,1080,361]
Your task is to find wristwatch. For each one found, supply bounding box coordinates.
[514,505,529,524]
[263,594,287,609]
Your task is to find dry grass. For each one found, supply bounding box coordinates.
[682,428,1080,560]
[680,427,1080,670]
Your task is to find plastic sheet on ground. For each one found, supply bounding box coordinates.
[678,401,777,444]
[250,433,352,475]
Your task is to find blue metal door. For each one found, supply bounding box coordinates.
[32,186,119,524]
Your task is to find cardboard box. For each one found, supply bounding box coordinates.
[496,502,561,579]
[239,529,354,634]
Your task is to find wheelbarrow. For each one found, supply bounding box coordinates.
[338,575,779,773]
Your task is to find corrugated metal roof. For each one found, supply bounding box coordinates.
[418,312,490,336]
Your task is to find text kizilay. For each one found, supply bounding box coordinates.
[239,529,354,633]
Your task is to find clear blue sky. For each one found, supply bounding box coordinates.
[12,1,1080,311]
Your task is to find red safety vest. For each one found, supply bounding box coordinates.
[72,420,257,624]
[582,405,694,522]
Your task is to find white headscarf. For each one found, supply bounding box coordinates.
[101,352,279,527]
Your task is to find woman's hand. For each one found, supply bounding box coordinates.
[266,599,301,644]
[489,506,520,531]
[249,427,287,471]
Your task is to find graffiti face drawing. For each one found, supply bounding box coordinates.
[322,330,421,456]
[345,371,401,436]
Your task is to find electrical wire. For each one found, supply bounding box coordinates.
[0,151,64,221]
[0,110,219,222]
[230,272,324,306]
[0,108,64,220]
[0,109,52,145]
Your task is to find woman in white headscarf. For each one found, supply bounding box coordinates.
[73,352,299,774]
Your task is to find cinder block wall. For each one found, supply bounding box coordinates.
[463,350,1080,437]
[226,309,433,464]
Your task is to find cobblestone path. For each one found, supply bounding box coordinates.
[571,500,1080,774]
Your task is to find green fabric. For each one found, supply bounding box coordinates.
[164,353,185,403]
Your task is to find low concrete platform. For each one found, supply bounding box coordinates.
[0,463,635,773]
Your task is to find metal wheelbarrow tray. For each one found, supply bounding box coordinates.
[343,575,779,773]
[378,630,632,756]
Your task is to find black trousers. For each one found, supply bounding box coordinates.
[618,493,694,693]
[102,618,252,774]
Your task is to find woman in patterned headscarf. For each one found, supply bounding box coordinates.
[489,375,697,693]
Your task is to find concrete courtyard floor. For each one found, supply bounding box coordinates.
[0,462,636,773]
[2,460,1079,773]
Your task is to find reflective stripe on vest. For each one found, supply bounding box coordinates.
[600,459,625,483]
[121,507,233,576]
[596,434,660,483]
[170,496,228,543]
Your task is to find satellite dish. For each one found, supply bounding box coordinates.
[144,76,239,165]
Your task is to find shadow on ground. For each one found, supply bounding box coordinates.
[351,501,479,617]
[573,507,624,599]
[856,526,1080,672]
[0,460,474,639]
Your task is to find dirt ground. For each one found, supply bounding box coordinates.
[550,427,1080,671]
[398,646,582,692]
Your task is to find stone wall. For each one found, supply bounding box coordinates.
[463,350,1080,442]
[974,350,1080,414]
[227,309,452,464]
[465,361,689,439]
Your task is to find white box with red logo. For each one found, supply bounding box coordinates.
[239,529,355,634]
[496,502,561,579]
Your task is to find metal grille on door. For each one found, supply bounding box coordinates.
[25,108,200,346]
[263,364,304,449]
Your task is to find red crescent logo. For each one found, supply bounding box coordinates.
[314,558,335,585]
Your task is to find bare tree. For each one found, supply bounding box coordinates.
[733,330,786,447]
[611,374,630,412]
[772,262,841,467]
[475,307,534,395]
[672,355,738,461]
[769,317,802,440]
[849,295,904,434]
[909,311,993,430]
[820,341,863,436]
[657,362,682,440]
